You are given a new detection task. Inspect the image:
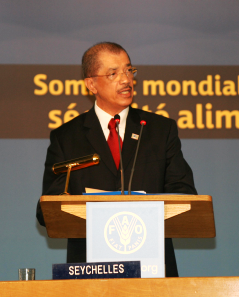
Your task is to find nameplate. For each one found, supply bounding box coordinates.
[52,261,141,280]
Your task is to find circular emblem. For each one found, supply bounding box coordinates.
[104,211,147,254]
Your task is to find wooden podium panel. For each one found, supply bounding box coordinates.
[1,277,239,297]
[40,195,215,238]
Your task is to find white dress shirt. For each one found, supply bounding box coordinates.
[94,101,129,141]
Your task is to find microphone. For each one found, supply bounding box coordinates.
[114,114,124,195]
[128,120,146,195]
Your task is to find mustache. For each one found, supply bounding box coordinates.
[118,85,132,92]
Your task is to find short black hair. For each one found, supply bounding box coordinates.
[82,42,131,79]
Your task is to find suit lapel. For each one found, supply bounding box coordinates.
[84,107,118,176]
[122,107,141,171]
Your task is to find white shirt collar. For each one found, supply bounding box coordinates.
[94,101,129,141]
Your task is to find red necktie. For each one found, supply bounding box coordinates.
[107,118,122,169]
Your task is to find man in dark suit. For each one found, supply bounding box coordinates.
[37,42,197,277]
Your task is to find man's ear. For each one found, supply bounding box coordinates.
[84,78,97,94]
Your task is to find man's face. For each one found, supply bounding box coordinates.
[85,50,134,116]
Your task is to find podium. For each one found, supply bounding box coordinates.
[1,194,226,297]
[39,194,216,238]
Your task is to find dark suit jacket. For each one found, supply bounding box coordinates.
[37,106,197,277]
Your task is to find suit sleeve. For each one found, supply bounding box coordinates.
[163,120,197,195]
[36,130,66,226]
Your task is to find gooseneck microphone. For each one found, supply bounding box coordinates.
[128,120,146,195]
[114,114,124,195]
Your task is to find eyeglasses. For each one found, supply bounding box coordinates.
[89,67,137,82]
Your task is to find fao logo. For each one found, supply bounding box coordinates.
[104,211,147,254]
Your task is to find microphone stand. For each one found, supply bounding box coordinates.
[128,120,146,195]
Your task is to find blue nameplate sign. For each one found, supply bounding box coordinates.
[52,261,141,280]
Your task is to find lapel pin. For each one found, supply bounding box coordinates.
[131,133,139,140]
